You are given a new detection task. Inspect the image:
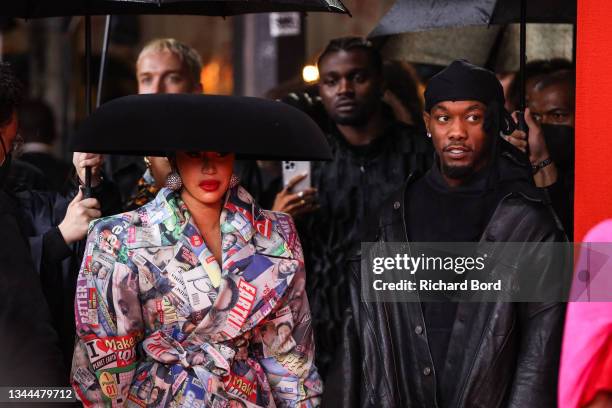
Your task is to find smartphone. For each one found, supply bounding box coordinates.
[282,161,311,193]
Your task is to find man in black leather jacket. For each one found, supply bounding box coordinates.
[324,60,567,408]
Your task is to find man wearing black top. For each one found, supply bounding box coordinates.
[0,63,65,386]
[296,37,433,378]
[507,66,575,239]
[0,63,119,382]
[326,60,566,407]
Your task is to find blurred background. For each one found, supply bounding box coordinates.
[0,0,573,160]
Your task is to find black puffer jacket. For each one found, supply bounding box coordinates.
[324,149,568,408]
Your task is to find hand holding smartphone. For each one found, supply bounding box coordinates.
[282,161,311,192]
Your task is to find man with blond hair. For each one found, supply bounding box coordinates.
[136,38,203,95]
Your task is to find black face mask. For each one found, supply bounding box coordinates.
[0,134,12,187]
[541,124,575,172]
[0,152,11,187]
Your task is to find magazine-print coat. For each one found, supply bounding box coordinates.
[71,185,321,407]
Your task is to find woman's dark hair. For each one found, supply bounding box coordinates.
[317,37,383,75]
[0,63,23,126]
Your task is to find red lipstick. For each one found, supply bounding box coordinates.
[199,180,220,191]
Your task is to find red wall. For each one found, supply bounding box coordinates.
[575,0,612,241]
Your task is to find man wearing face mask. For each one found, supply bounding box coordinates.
[0,64,66,386]
[506,68,575,239]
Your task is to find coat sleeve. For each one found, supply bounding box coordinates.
[506,301,565,408]
[542,175,574,240]
[506,213,568,407]
[12,190,72,275]
[322,255,373,408]
[322,304,362,408]
[254,262,323,407]
[70,215,145,407]
[0,211,67,386]
[16,178,122,277]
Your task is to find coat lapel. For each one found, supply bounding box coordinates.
[128,187,300,343]
[186,186,300,343]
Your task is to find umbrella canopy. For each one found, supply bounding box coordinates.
[1,0,348,18]
[1,0,348,194]
[370,0,576,130]
[71,94,333,160]
[380,25,501,68]
[369,0,574,37]
[379,23,573,71]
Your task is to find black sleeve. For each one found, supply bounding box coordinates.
[322,308,363,408]
[507,216,568,407]
[42,227,72,265]
[14,191,71,275]
[18,177,121,272]
[0,211,67,386]
[506,302,565,408]
[542,177,574,240]
[322,258,366,408]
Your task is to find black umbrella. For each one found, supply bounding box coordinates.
[2,0,349,195]
[370,0,575,130]
[71,94,333,160]
[369,0,574,36]
[2,0,348,18]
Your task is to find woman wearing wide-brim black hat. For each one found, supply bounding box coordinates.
[70,94,330,407]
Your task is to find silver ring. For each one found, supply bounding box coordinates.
[297,191,304,198]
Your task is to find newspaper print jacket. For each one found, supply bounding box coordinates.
[71,186,321,407]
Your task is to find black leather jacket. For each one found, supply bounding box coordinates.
[324,156,567,408]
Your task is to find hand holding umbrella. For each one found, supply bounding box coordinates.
[369,0,575,141]
[507,108,558,187]
[58,188,102,245]
[73,152,104,188]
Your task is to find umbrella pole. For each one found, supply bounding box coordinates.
[84,15,93,198]
[96,15,112,108]
[517,0,528,133]
[572,23,577,67]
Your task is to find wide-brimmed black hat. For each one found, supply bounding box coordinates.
[70,94,332,160]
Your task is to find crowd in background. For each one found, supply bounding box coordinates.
[0,31,601,408]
